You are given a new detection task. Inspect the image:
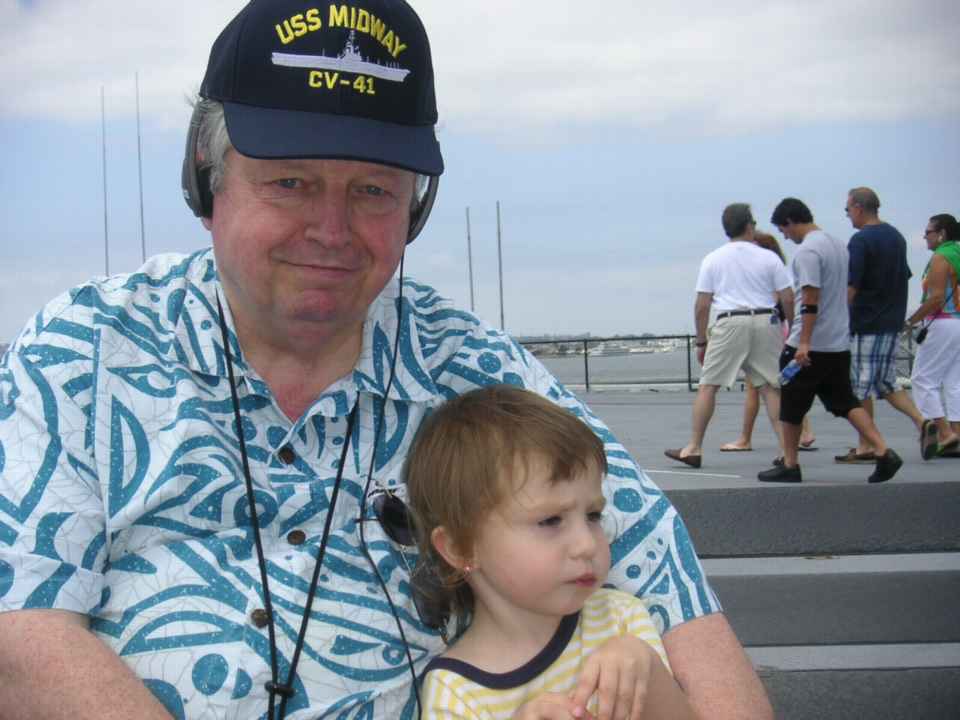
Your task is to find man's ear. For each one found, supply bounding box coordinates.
[201,216,213,231]
[431,526,472,571]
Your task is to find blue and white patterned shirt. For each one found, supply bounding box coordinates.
[0,250,718,719]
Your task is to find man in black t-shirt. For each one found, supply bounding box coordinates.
[839,187,924,463]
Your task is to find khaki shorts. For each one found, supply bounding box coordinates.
[700,314,783,388]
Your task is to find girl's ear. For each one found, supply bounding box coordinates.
[431,526,472,571]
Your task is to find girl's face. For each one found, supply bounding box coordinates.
[464,457,611,630]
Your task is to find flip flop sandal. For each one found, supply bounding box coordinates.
[936,437,960,457]
[834,448,877,464]
[664,448,702,468]
[921,420,939,461]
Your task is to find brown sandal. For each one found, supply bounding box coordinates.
[834,448,877,464]
[664,448,702,468]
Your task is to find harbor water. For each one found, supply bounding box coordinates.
[534,348,697,388]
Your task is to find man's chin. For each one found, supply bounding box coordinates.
[285,299,364,330]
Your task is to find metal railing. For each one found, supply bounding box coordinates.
[0,337,916,394]
[520,333,918,392]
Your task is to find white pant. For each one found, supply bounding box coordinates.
[911,317,960,421]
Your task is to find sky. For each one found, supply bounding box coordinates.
[2,0,959,343]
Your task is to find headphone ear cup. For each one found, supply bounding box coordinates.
[406,175,438,244]
[181,104,214,218]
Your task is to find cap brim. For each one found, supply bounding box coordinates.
[223,102,443,176]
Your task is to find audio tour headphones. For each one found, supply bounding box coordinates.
[180,104,439,244]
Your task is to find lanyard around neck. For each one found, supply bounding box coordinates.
[215,293,357,720]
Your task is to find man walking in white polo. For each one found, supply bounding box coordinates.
[666,203,794,468]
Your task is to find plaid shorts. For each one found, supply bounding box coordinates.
[850,332,900,399]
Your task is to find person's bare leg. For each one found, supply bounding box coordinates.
[682,385,720,457]
[934,417,960,445]
[757,384,784,455]
[724,384,758,450]
[800,415,815,447]
[847,406,888,456]
[881,389,925,433]
[856,397,877,455]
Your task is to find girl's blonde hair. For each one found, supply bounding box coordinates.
[403,384,607,621]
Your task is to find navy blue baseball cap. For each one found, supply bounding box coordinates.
[200,0,443,176]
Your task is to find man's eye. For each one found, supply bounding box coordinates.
[538,516,562,528]
[359,184,387,197]
[273,178,302,190]
[587,511,605,524]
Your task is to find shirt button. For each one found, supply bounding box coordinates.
[250,608,270,628]
[287,530,307,546]
[277,445,296,465]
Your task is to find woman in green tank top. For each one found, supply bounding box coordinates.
[906,214,960,458]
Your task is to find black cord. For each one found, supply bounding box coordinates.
[278,404,357,719]
[218,257,423,717]
[356,256,426,717]
[216,295,356,720]
[216,296,282,720]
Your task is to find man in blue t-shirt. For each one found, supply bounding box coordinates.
[839,187,924,464]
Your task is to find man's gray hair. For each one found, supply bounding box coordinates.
[721,203,755,239]
[191,97,232,195]
[190,96,427,208]
[848,187,880,214]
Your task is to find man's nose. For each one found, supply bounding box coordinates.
[303,190,351,247]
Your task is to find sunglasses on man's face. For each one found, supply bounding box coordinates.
[371,490,417,547]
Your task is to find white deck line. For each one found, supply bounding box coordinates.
[748,644,960,671]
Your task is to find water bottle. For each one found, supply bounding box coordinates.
[780,359,802,386]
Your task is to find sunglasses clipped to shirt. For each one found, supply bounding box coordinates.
[370,489,416,547]
[367,488,452,637]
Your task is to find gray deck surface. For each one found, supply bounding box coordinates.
[577,387,960,489]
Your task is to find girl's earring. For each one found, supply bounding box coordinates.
[463,564,473,575]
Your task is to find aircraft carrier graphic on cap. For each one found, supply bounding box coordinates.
[272,31,410,82]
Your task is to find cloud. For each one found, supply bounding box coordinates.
[2,0,957,136]
[0,0,238,128]
[421,0,960,135]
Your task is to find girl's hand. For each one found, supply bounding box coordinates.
[569,636,658,720]
[513,691,581,720]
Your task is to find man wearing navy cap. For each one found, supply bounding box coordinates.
[0,2,771,718]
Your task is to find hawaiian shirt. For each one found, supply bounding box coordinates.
[0,249,719,719]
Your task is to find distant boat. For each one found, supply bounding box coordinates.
[272,31,410,82]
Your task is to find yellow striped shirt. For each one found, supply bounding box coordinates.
[420,589,670,719]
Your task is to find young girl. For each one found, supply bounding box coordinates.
[404,385,697,720]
